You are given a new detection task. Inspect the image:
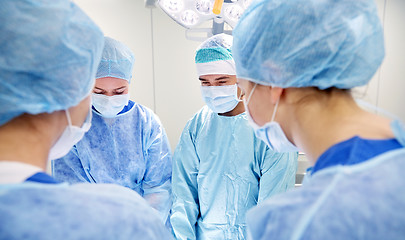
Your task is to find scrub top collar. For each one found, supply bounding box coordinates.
[312,136,403,175]
[0,161,42,184]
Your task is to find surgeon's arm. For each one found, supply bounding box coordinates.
[170,126,200,240]
[142,114,173,224]
[258,149,298,203]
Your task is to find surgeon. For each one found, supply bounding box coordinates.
[0,1,170,239]
[232,0,405,239]
[52,37,172,224]
[170,33,298,240]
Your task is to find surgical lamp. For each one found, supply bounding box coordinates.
[157,0,252,40]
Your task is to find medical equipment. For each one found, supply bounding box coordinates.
[157,0,253,40]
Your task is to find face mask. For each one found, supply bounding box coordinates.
[244,83,299,152]
[49,108,92,160]
[200,84,241,113]
[92,93,129,118]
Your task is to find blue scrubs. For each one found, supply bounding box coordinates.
[0,172,169,239]
[311,136,402,174]
[52,100,172,223]
[25,172,60,184]
[171,106,298,240]
[247,120,405,240]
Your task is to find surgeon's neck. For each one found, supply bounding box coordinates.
[0,113,64,171]
[219,101,245,117]
[283,88,394,165]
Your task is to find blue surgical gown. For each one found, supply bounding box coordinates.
[171,106,298,240]
[247,120,405,240]
[52,100,172,223]
[0,174,169,239]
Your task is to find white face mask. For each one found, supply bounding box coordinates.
[48,108,92,160]
[244,83,299,152]
[92,93,129,118]
[200,84,241,114]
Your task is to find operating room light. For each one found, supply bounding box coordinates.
[196,0,212,14]
[158,0,250,31]
[181,10,200,26]
[161,0,183,12]
[224,5,242,22]
[243,0,252,8]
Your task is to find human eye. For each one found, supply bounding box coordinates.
[93,90,104,94]
[201,81,210,86]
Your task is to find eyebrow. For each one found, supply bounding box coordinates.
[94,86,127,91]
[114,86,127,91]
[215,76,230,81]
[199,76,230,81]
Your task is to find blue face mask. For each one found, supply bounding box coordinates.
[92,93,129,118]
[200,84,241,114]
[244,84,299,152]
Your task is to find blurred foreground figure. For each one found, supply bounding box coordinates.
[233,0,405,239]
[0,1,169,239]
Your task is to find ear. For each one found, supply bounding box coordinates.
[270,87,283,104]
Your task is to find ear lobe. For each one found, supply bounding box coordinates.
[270,87,283,104]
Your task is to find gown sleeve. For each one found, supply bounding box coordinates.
[170,122,200,240]
[142,112,173,224]
[258,149,298,203]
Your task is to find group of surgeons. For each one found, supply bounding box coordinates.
[1,0,404,240]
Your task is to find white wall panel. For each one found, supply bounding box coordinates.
[378,0,405,121]
[356,0,405,121]
[151,9,204,150]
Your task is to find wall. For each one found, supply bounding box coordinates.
[376,0,405,120]
[74,0,405,152]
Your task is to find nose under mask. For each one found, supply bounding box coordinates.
[200,84,241,114]
[92,93,129,118]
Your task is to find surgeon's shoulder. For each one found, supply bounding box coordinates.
[130,101,153,117]
[71,182,143,199]
[0,182,170,239]
[176,106,210,142]
[247,184,326,239]
[130,101,164,124]
[185,105,213,128]
[70,183,170,237]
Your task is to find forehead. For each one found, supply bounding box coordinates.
[236,78,250,84]
[199,74,235,81]
[95,77,129,88]
[236,78,255,91]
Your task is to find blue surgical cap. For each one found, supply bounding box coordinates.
[233,0,385,89]
[0,0,104,127]
[96,37,135,83]
[195,34,236,76]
